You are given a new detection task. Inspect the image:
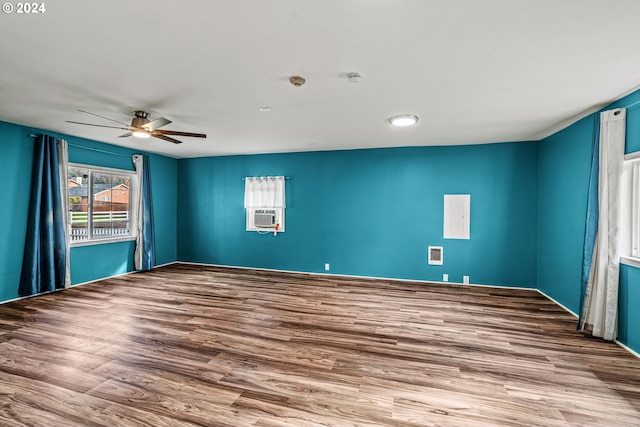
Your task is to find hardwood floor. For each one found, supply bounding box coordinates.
[0,264,639,426]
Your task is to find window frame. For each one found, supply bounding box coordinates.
[630,159,640,258]
[68,163,137,247]
[621,153,640,267]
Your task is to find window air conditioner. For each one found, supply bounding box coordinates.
[254,209,276,228]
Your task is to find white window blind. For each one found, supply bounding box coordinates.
[244,176,286,208]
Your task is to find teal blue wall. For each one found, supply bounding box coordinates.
[537,89,640,354]
[178,142,539,287]
[537,116,593,312]
[619,264,640,353]
[0,122,34,302]
[0,120,177,301]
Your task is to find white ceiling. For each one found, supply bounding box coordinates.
[1,0,640,159]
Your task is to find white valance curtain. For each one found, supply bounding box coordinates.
[580,108,626,341]
[244,176,286,209]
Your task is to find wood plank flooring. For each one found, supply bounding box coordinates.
[0,263,639,426]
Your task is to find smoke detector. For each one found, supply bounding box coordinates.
[347,73,361,83]
[289,75,306,87]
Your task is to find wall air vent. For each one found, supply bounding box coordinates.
[428,246,443,265]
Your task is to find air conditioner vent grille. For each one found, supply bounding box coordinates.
[254,209,276,228]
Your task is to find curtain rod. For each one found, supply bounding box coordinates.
[30,134,132,158]
[242,176,290,180]
[66,143,132,157]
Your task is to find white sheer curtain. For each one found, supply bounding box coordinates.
[132,155,144,270]
[580,108,626,340]
[244,176,286,208]
[130,154,149,270]
[57,139,71,288]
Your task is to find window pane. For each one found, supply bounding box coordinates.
[68,168,89,242]
[111,174,131,238]
[91,173,130,240]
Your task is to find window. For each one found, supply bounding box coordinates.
[630,158,640,258]
[68,164,136,245]
[244,176,286,233]
[621,154,640,264]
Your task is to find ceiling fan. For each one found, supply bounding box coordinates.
[66,110,206,144]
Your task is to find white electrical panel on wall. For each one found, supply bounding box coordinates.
[444,194,470,239]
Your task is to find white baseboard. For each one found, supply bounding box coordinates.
[615,340,640,359]
[70,261,177,288]
[535,289,579,317]
[1,261,177,305]
[535,289,640,360]
[175,261,535,290]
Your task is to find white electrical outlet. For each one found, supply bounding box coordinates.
[463,276,470,284]
[325,263,330,271]
[443,274,449,282]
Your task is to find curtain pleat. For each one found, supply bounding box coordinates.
[18,135,68,296]
[244,176,285,208]
[274,177,285,209]
[579,115,601,325]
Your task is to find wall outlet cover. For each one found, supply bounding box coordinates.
[463,275,470,284]
[443,274,449,282]
[324,263,330,271]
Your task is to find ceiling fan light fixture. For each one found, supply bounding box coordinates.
[389,114,419,127]
[132,129,151,138]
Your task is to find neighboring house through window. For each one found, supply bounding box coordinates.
[68,164,136,245]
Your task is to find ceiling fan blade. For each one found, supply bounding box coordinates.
[118,132,132,138]
[78,109,130,126]
[153,134,183,144]
[66,121,131,131]
[142,117,171,131]
[153,130,206,138]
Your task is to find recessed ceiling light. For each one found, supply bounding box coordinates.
[389,114,419,127]
[132,130,151,138]
[258,107,271,112]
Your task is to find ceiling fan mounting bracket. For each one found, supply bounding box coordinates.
[132,110,151,129]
